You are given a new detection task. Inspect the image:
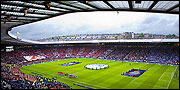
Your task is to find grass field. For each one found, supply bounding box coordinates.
[20,58,179,89]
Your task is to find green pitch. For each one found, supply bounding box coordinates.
[20,58,179,89]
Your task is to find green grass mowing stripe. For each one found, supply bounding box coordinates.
[141,63,156,70]
[152,80,168,89]
[81,62,130,83]
[167,66,178,89]
[56,74,109,89]
[139,65,168,88]
[158,65,175,81]
[20,58,112,88]
[158,71,167,80]
[168,66,179,89]
[22,59,143,88]
[124,64,155,88]
[76,60,119,78]
[68,60,128,89]
[124,64,168,89]
[122,82,142,89]
[85,63,133,88]
[106,63,150,89]
[137,65,169,89]
[131,64,162,88]
[20,58,179,89]
[35,58,92,74]
[109,77,133,89]
[132,82,166,89]
[93,63,139,89]
[51,59,97,74]
[128,64,153,83]
[59,59,100,74]
[158,66,175,82]
[153,66,175,88]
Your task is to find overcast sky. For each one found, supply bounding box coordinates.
[11,11,179,40]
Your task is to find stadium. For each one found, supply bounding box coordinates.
[1,1,179,89]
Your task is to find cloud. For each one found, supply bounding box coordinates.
[10,11,179,40]
[41,11,149,30]
[134,14,179,35]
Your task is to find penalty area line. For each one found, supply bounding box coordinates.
[130,77,137,83]
[166,66,177,89]
[159,71,166,80]
[133,82,166,89]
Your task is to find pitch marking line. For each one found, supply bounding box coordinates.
[159,71,166,80]
[130,77,138,83]
[133,82,166,89]
[166,66,177,89]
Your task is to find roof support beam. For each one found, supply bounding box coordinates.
[103,1,116,10]
[79,1,101,10]
[1,20,30,23]
[1,18,35,21]
[54,1,87,10]
[1,8,55,16]
[166,4,179,12]
[148,1,158,11]
[1,16,37,21]
[1,13,44,18]
[23,1,77,11]
[1,15,39,20]
[128,1,133,10]
[1,1,63,12]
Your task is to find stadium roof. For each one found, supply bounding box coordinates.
[1,1,179,45]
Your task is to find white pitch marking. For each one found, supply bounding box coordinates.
[133,82,166,89]
[166,66,177,89]
[159,71,166,80]
[130,77,137,83]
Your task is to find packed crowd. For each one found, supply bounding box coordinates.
[1,51,25,64]
[1,64,71,89]
[1,46,179,65]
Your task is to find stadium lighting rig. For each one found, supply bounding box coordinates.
[7,16,11,21]
[79,1,88,3]
[2,15,11,24]
[43,1,52,9]
[20,7,29,16]
[135,0,142,4]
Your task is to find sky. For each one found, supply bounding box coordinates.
[11,11,179,40]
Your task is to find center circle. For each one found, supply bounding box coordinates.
[84,64,109,70]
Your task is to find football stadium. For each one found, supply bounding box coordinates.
[1,1,179,89]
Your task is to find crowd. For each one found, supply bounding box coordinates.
[1,46,179,65]
[1,64,71,89]
[1,45,179,89]
[1,51,25,64]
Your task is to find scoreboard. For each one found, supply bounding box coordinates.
[6,46,14,52]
